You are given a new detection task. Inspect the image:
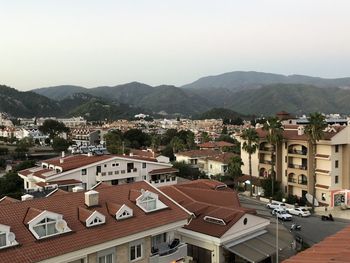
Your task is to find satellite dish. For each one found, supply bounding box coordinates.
[55,219,67,232]
[8,232,16,243]
[306,193,319,207]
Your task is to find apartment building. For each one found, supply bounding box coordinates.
[18,153,179,192]
[239,124,350,207]
[71,128,101,146]
[0,181,190,263]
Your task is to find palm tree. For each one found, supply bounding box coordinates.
[262,117,284,197]
[227,156,244,189]
[305,112,327,213]
[241,128,259,197]
[170,136,185,153]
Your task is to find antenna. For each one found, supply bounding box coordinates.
[55,219,67,233]
[8,232,16,244]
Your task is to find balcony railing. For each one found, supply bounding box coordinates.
[149,240,187,263]
[288,178,308,185]
[259,146,275,152]
[260,160,273,165]
[288,164,307,170]
[288,149,307,155]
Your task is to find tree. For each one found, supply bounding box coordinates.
[123,129,151,149]
[227,156,243,187]
[39,119,69,139]
[221,126,228,134]
[201,132,210,143]
[170,136,185,153]
[104,130,123,154]
[241,128,259,197]
[305,112,327,213]
[262,117,284,197]
[172,161,208,180]
[0,172,24,199]
[161,129,178,145]
[52,137,70,152]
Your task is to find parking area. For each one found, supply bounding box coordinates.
[239,195,350,246]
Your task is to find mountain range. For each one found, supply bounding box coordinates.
[3,71,350,120]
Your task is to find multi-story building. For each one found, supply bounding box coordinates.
[161,180,292,263]
[18,153,179,192]
[175,150,236,177]
[71,128,101,146]
[239,124,350,207]
[0,181,190,263]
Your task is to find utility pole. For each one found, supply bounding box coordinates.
[276,213,279,263]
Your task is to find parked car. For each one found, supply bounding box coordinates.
[266,201,286,210]
[273,209,293,221]
[271,207,285,215]
[287,207,311,217]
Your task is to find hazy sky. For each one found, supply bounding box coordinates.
[1,0,350,90]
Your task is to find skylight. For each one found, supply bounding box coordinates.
[203,216,226,225]
[136,190,168,213]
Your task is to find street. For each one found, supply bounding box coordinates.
[239,195,350,246]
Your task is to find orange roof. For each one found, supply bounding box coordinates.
[0,196,19,206]
[160,180,255,238]
[176,149,220,158]
[0,181,189,263]
[283,225,350,263]
[207,152,237,164]
[256,126,345,141]
[198,141,234,148]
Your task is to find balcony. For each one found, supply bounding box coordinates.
[150,176,177,187]
[288,163,307,171]
[288,177,307,185]
[288,145,307,157]
[149,240,187,263]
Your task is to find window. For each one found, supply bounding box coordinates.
[335,175,339,184]
[142,163,146,169]
[115,204,133,220]
[152,233,166,249]
[322,193,326,201]
[98,254,113,263]
[285,156,287,163]
[0,232,6,247]
[335,145,339,153]
[98,248,115,263]
[130,240,143,261]
[89,217,102,226]
[335,160,339,168]
[139,196,156,211]
[104,164,107,168]
[32,218,58,238]
[81,169,87,175]
[108,171,113,175]
[28,211,71,239]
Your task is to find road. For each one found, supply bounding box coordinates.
[239,195,350,246]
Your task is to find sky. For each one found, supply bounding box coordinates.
[1,0,350,90]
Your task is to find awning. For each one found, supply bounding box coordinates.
[224,232,290,263]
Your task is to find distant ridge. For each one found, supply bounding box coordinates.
[28,71,350,117]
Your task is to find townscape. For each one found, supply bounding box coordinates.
[1,109,350,263]
[2,1,350,263]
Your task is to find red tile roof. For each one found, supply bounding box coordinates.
[0,181,189,263]
[0,196,19,206]
[207,152,237,164]
[176,149,220,158]
[256,126,345,141]
[160,180,255,238]
[283,225,350,263]
[78,206,94,222]
[198,141,234,148]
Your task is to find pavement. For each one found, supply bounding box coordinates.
[239,194,350,247]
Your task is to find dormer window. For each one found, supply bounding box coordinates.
[136,190,168,213]
[86,211,106,227]
[0,224,19,250]
[116,204,133,220]
[27,210,71,240]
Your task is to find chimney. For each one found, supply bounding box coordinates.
[85,190,99,207]
[61,151,65,158]
[21,194,34,201]
[297,126,305,136]
[72,186,84,192]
